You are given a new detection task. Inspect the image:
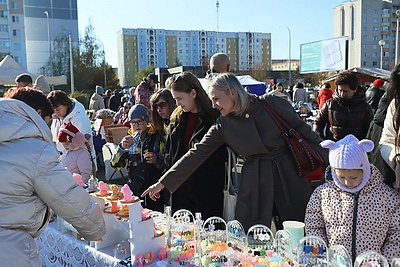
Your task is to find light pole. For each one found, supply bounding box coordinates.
[98,41,107,90]
[379,40,385,69]
[276,25,291,86]
[44,11,51,76]
[395,10,400,66]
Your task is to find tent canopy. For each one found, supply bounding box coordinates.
[0,55,67,86]
[236,75,266,96]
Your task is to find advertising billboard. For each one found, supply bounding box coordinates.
[300,37,347,74]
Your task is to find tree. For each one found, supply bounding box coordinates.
[134,66,155,86]
[250,62,269,82]
[43,23,119,94]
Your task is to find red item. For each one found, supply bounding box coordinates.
[259,98,325,177]
[317,88,333,109]
[182,113,199,152]
[372,79,385,87]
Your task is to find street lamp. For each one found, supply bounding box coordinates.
[98,40,107,90]
[379,40,385,69]
[395,10,400,66]
[44,11,51,76]
[276,25,291,86]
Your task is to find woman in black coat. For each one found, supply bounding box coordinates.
[164,72,226,219]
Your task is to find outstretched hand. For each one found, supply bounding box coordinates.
[141,182,165,201]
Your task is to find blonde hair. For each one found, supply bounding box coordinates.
[208,73,251,116]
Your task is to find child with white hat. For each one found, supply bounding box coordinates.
[305,134,400,262]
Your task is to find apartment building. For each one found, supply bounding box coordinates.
[334,0,400,69]
[117,28,271,86]
[0,0,78,74]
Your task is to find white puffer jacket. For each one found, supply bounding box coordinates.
[50,98,97,170]
[0,99,105,266]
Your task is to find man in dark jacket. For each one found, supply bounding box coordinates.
[313,71,373,141]
[365,78,386,113]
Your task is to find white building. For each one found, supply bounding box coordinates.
[0,0,78,74]
[334,0,400,69]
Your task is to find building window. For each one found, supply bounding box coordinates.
[12,15,18,23]
[11,2,19,9]
[0,25,8,32]
[372,61,378,66]
[0,11,8,18]
[12,42,21,51]
[373,27,378,31]
[0,40,9,47]
[372,52,378,58]
[373,18,378,23]
[13,29,21,36]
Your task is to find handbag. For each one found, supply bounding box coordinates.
[223,146,241,222]
[259,98,324,177]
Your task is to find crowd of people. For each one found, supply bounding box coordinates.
[1,54,400,264]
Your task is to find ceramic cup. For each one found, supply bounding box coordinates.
[282,220,305,251]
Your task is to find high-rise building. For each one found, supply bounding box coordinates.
[334,0,400,70]
[117,28,271,86]
[0,0,78,74]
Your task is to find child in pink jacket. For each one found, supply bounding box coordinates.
[58,122,93,184]
[305,134,400,262]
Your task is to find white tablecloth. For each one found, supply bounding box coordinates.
[36,223,121,267]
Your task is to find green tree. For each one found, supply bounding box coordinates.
[134,66,155,85]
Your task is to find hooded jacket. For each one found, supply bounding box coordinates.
[305,165,400,261]
[89,92,105,111]
[0,99,105,266]
[313,91,373,141]
[50,98,95,157]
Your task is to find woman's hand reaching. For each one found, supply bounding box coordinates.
[141,182,165,201]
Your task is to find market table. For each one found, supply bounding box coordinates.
[36,221,122,267]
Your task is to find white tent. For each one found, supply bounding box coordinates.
[0,55,67,86]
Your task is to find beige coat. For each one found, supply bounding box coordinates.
[160,94,326,230]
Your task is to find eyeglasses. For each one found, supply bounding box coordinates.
[130,119,145,126]
[153,101,168,109]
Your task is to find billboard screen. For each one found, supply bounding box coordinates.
[300,37,347,74]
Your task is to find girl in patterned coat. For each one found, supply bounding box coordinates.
[305,134,400,262]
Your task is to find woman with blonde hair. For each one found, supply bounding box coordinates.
[162,72,226,219]
[143,72,327,230]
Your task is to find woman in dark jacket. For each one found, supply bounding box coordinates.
[313,71,373,141]
[143,73,327,231]
[163,72,226,219]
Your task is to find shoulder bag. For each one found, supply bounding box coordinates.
[259,98,324,177]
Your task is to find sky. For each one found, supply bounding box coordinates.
[77,0,346,68]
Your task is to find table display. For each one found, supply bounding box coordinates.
[36,182,393,267]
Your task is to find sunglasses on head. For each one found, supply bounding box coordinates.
[153,101,168,109]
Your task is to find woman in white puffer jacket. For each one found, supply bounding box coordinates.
[0,88,106,266]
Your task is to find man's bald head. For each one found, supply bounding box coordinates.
[209,53,230,73]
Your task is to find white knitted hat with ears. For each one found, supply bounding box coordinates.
[320,134,374,193]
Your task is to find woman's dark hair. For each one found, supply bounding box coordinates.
[166,72,218,126]
[4,87,53,117]
[334,71,358,90]
[47,90,73,110]
[387,64,400,151]
[149,88,177,136]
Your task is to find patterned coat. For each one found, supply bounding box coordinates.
[305,165,400,261]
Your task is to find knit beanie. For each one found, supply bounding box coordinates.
[372,79,385,88]
[128,104,149,122]
[320,134,374,193]
[58,122,86,148]
[95,85,104,95]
